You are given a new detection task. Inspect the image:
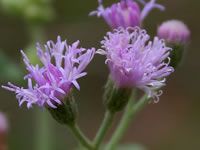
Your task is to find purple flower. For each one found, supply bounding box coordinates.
[2,36,95,109]
[90,0,165,29]
[157,20,190,45]
[98,27,174,102]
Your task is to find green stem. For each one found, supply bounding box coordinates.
[70,124,93,150]
[35,109,51,150]
[93,111,115,150]
[105,93,148,150]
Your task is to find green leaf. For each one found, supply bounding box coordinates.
[116,143,147,150]
[74,143,147,150]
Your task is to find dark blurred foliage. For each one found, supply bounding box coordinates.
[0,0,199,150]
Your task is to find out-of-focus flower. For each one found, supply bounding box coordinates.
[90,0,165,29]
[0,112,8,150]
[157,20,190,45]
[98,27,174,102]
[2,36,95,109]
[157,20,190,68]
[0,112,8,134]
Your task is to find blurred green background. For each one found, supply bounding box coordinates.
[0,0,199,150]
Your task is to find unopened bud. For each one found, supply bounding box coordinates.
[157,20,190,45]
[158,20,190,68]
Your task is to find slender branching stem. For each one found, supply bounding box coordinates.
[70,124,93,150]
[105,92,148,150]
[93,110,115,150]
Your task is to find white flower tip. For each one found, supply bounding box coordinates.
[36,42,41,46]
[89,11,97,16]
[72,40,80,48]
[57,35,61,41]
[20,49,25,55]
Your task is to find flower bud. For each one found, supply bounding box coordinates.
[157,20,190,45]
[157,20,190,68]
[0,112,8,150]
[47,91,78,126]
[104,77,131,113]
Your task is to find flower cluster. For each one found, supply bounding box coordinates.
[90,0,165,29]
[98,27,174,102]
[2,1,189,110]
[2,36,95,109]
[0,1,191,149]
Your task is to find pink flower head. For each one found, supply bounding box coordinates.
[90,0,165,29]
[157,20,190,45]
[2,36,95,109]
[98,27,174,102]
